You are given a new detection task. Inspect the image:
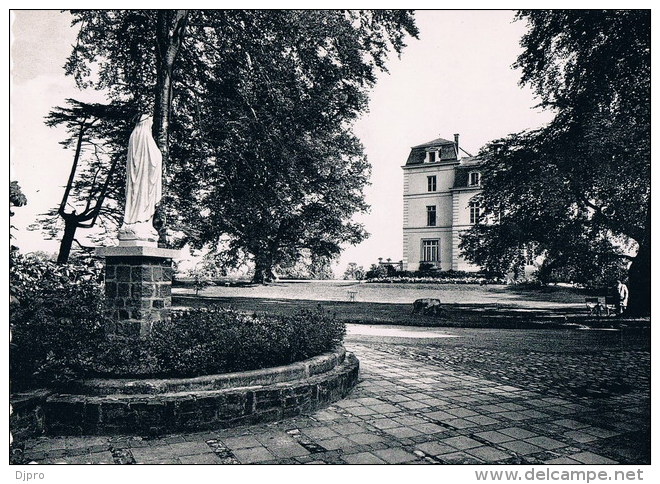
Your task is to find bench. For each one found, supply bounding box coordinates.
[585,297,603,317]
[585,297,617,317]
[604,296,618,316]
[347,290,358,302]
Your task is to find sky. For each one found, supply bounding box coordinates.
[9,10,555,274]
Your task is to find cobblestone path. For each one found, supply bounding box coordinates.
[18,333,650,465]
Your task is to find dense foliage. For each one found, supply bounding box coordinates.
[460,10,650,314]
[10,255,345,389]
[276,251,335,280]
[10,180,27,250]
[105,307,346,377]
[10,181,27,217]
[38,101,135,261]
[10,252,108,390]
[47,10,419,281]
[342,262,365,280]
[365,269,497,285]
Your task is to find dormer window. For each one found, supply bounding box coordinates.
[427,151,436,163]
[469,171,481,187]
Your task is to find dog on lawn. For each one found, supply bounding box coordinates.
[411,298,443,316]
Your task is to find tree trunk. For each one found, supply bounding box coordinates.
[153,10,188,160]
[153,10,188,247]
[57,218,78,264]
[252,252,275,284]
[626,202,651,316]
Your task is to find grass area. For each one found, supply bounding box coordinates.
[172,281,649,330]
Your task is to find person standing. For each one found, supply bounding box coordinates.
[615,279,629,315]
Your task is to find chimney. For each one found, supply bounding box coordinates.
[454,133,460,158]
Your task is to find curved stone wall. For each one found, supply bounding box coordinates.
[41,347,359,435]
[70,347,348,395]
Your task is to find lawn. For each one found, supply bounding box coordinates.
[173,280,646,329]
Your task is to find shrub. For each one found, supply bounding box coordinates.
[12,292,345,385]
[10,251,346,388]
[365,269,501,285]
[417,262,438,275]
[365,264,387,280]
[10,252,109,391]
[92,307,345,378]
[342,262,365,280]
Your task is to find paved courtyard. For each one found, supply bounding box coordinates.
[17,326,650,465]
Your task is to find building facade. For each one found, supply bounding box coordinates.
[402,134,482,272]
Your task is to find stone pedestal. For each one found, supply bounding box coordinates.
[96,246,180,338]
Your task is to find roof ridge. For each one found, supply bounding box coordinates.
[411,136,454,149]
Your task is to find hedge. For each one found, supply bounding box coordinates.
[10,252,345,390]
[91,307,346,378]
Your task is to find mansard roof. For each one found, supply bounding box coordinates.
[406,136,458,165]
[410,137,455,149]
[453,158,484,188]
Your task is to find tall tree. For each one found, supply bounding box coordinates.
[10,181,27,218]
[61,10,418,282]
[36,100,135,261]
[461,10,650,315]
[10,181,27,249]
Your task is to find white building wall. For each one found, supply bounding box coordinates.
[402,162,457,271]
[402,171,410,268]
[403,229,453,272]
[451,188,481,272]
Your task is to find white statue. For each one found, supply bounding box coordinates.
[118,114,162,245]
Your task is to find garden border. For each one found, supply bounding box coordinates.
[11,347,359,436]
[69,346,348,395]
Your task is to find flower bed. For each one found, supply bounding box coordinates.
[10,252,346,390]
[366,275,497,284]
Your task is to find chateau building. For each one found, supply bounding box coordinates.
[402,134,482,272]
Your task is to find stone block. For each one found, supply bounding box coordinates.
[252,408,282,424]
[105,282,117,299]
[129,283,140,299]
[116,266,131,282]
[282,406,303,419]
[82,405,101,434]
[140,283,155,298]
[162,267,173,282]
[140,267,153,282]
[100,402,137,430]
[130,266,143,281]
[152,266,163,280]
[117,283,130,298]
[106,265,116,279]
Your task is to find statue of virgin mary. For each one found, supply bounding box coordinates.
[118,114,162,245]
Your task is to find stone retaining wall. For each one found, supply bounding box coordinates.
[70,347,347,396]
[13,348,359,436]
[10,390,52,441]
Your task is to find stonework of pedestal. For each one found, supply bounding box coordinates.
[96,246,180,338]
